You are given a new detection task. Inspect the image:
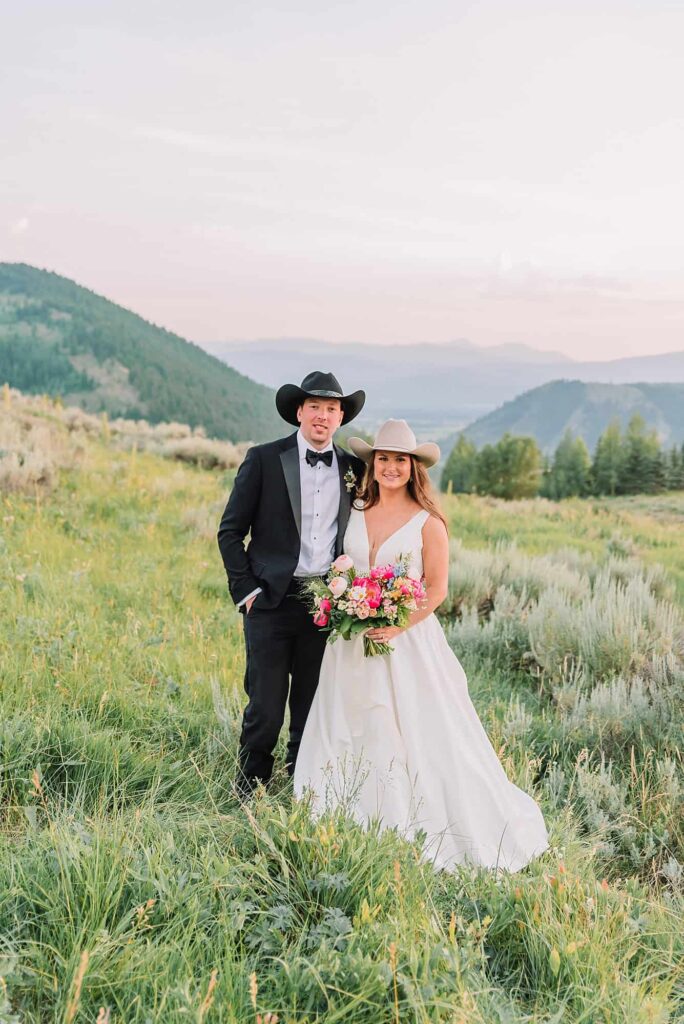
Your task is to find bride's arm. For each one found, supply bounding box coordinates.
[366,515,449,640]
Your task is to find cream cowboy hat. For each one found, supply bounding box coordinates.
[348,419,440,468]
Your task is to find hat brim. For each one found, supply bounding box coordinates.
[348,438,441,469]
[275,385,366,426]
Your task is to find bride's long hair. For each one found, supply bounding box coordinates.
[355,454,448,531]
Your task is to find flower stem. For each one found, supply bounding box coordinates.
[363,637,394,657]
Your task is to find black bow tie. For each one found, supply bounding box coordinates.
[306,448,333,468]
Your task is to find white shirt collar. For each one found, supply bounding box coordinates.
[296,429,335,460]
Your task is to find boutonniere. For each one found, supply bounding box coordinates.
[344,467,358,493]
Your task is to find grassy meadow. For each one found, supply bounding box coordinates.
[1,391,683,1023]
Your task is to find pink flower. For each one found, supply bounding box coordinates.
[353,576,369,588]
[333,554,354,572]
[369,566,384,580]
[328,576,348,598]
[313,611,329,627]
[319,597,332,614]
[365,581,382,609]
[382,567,395,580]
[357,605,370,619]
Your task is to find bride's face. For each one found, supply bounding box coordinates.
[374,451,411,491]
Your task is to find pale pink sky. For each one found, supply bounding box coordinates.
[3,1,684,360]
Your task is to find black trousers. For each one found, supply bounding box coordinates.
[237,587,327,793]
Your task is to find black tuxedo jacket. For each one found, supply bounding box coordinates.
[217,432,365,611]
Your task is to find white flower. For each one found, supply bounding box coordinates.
[344,468,358,493]
[329,576,348,598]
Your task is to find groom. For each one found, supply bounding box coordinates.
[217,371,366,798]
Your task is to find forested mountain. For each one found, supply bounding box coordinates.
[0,263,282,442]
[456,380,684,454]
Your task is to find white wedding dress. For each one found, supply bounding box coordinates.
[294,507,549,872]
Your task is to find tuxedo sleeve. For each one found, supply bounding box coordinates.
[217,445,263,606]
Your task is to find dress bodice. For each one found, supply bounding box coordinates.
[343,506,430,579]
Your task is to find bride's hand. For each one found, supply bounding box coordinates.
[365,625,404,643]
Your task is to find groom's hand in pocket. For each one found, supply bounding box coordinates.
[246,595,257,614]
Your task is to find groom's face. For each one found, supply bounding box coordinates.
[297,397,344,448]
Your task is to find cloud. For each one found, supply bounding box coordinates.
[136,124,361,170]
[9,217,30,236]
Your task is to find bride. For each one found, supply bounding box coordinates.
[293,419,548,872]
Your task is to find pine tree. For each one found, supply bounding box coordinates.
[475,433,542,499]
[620,415,663,494]
[648,448,667,494]
[539,453,553,498]
[474,444,502,496]
[665,446,684,491]
[441,435,478,493]
[544,430,591,499]
[500,434,543,499]
[591,420,624,496]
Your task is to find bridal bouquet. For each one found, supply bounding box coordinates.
[304,553,427,657]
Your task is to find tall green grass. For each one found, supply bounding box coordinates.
[1,417,683,1021]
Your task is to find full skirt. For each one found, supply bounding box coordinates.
[294,614,549,873]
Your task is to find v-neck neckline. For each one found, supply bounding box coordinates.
[362,508,424,568]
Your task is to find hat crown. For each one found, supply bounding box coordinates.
[299,370,343,397]
[347,418,440,467]
[374,419,417,452]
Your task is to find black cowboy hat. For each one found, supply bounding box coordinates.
[275,371,366,426]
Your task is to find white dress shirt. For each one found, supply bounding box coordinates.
[294,428,340,577]
[237,430,341,607]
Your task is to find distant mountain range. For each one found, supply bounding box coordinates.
[204,338,684,436]
[452,380,684,455]
[0,264,282,442]
[4,264,683,454]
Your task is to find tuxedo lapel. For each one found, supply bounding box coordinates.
[280,435,301,537]
[335,446,353,553]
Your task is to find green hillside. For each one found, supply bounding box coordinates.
[0,263,282,442]
[460,379,684,454]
